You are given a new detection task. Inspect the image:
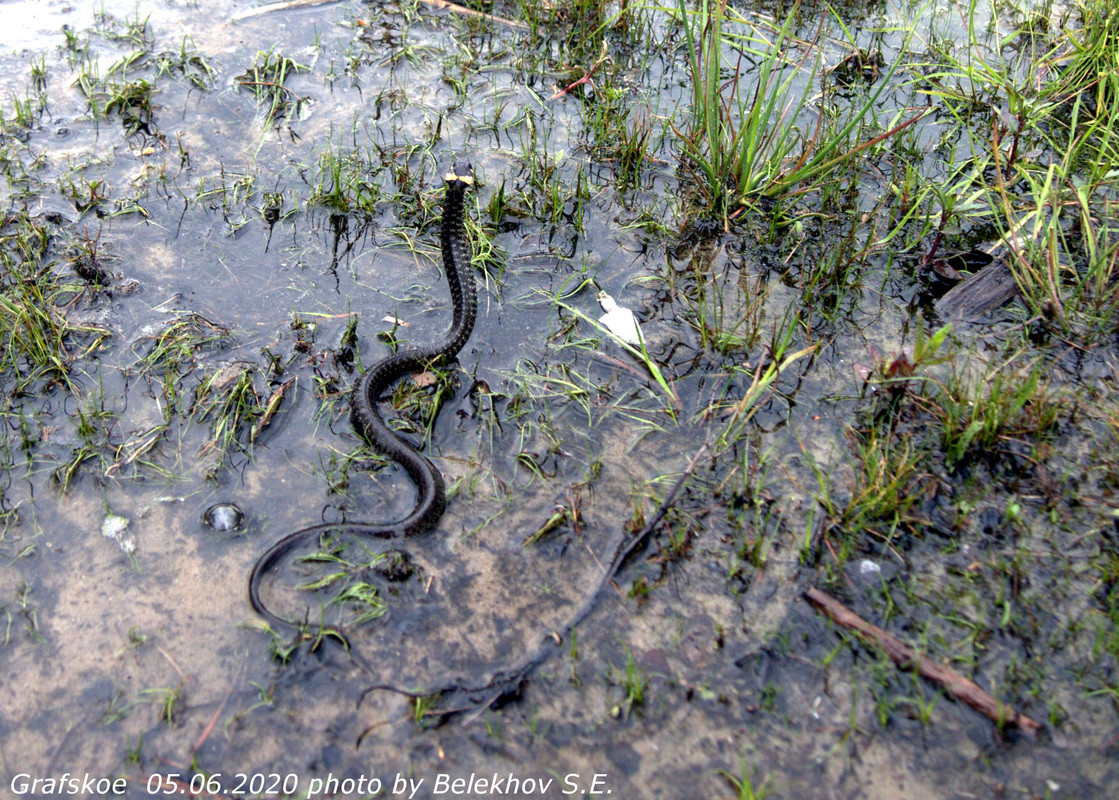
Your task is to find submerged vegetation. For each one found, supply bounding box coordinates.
[0,0,1118,795]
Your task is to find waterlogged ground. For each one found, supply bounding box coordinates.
[1,0,1118,797]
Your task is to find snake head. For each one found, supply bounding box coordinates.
[446,161,474,186]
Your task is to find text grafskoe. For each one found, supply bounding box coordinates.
[10,773,127,796]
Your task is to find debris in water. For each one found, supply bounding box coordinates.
[597,291,644,347]
[101,512,136,555]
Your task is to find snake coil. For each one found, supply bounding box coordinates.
[249,162,476,633]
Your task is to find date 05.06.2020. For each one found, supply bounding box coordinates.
[8,771,613,798]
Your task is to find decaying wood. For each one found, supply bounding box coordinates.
[934,258,1020,320]
[804,586,1042,736]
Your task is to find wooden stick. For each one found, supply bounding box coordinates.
[360,441,714,718]
[422,0,529,29]
[232,0,340,21]
[804,587,1042,736]
[232,0,529,29]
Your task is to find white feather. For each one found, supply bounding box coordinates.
[597,291,644,347]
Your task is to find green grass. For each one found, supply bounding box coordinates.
[192,362,268,469]
[897,0,1119,346]
[52,388,119,491]
[235,49,310,127]
[0,217,111,395]
[936,360,1062,470]
[815,427,927,556]
[610,647,648,719]
[91,6,153,49]
[152,37,216,90]
[139,682,183,726]
[73,39,171,138]
[0,582,42,646]
[134,314,233,378]
[294,544,391,628]
[311,139,382,215]
[719,760,774,800]
[195,168,260,234]
[133,313,235,419]
[1048,0,1119,108]
[675,0,927,227]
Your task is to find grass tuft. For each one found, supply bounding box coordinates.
[235,49,310,127]
[0,217,111,395]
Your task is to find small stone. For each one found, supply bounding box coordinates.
[203,503,244,532]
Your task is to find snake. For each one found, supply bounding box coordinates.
[248,162,476,633]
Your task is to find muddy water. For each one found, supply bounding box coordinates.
[0,1,1115,798]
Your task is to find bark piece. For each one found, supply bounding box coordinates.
[934,259,1020,320]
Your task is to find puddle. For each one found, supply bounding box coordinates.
[0,0,1117,797]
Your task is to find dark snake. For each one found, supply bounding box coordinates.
[247,161,700,718]
[248,162,476,634]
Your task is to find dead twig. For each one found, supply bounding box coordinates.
[232,0,341,21]
[606,441,710,576]
[551,41,610,100]
[233,0,528,29]
[191,658,246,756]
[358,441,714,721]
[804,586,1042,736]
[422,0,529,29]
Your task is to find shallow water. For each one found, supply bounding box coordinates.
[0,0,1117,798]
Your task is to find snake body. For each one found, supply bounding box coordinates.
[249,162,476,631]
